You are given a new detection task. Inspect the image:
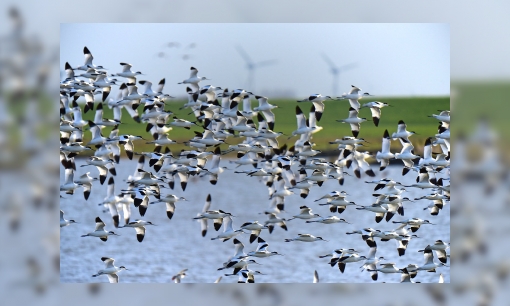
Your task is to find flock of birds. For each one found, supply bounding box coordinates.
[60,46,450,283]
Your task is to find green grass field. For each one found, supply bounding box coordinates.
[79,96,450,157]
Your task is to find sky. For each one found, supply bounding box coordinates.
[60,23,449,98]
[3,0,510,91]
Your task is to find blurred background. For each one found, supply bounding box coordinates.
[60,23,449,98]
[2,0,510,305]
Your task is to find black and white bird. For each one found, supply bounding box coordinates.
[253,95,277,130]
[428,110,450,124]
[305,215,350,224]
[210,216,244,242]
[81,217,119,242]
[263,212,288,234]
[375,129,395,171]
[171,269,188,283]
[360,237,385,281]
[416,245,448,272]
[225,269,265,283]
[336,85,372,110]
[391,120,416,143]
[247,237,283,257]
[422,240,450,264]
[177,67,209,92]
[297,94,332,121]
[239,221,268,243]
[394,138,420,176]
[92,257,128,283]
[73,46,106,71]
[284,234,327,242]
[287,206,321,221]
[149,194,187,220]
[392,218,435,232]
[336,107,368,138]
[112,62,143,80]
[360,101,390,127]
[98,177,121,227]
[120,219,156,242]
[60,210,76,228]
[333,253,367,274]
[291,106,315,137]
[197,194,211,237]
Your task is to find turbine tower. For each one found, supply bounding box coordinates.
[321,53,357,97]
[236,46,277,92]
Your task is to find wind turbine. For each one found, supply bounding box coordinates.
[236,46,277,92]
[321,53,357,97]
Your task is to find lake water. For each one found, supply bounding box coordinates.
[60,158,449,283]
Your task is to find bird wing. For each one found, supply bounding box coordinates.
[308,105,318,128]
[122,201,131,224]
[349,123,360,134]
[200,217,208,237]
[102,257,115,268]
[156,78,165,93]
[313,270,319,283]
[402,159,414,168]
[120,62,133,72]
[423,138,432,160]
[134,226,146,236]
[381,130,391,153]
[166,202,176,219]
[423,248,435,265]
[262,110,275,126]
[234,240,245,257]
[400,142,414,154]
[108,203,119,226]
[106,274,119,283]
[370,107,381,119]
[223,216,233,232]
[397,121,407,133]
[348,99,360,110]
[83,47,93,66]
[95,219,106,231]
[370,107,381,126]
[295,106,307,129]
[243,97,253,113]
[209,150,221,169]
